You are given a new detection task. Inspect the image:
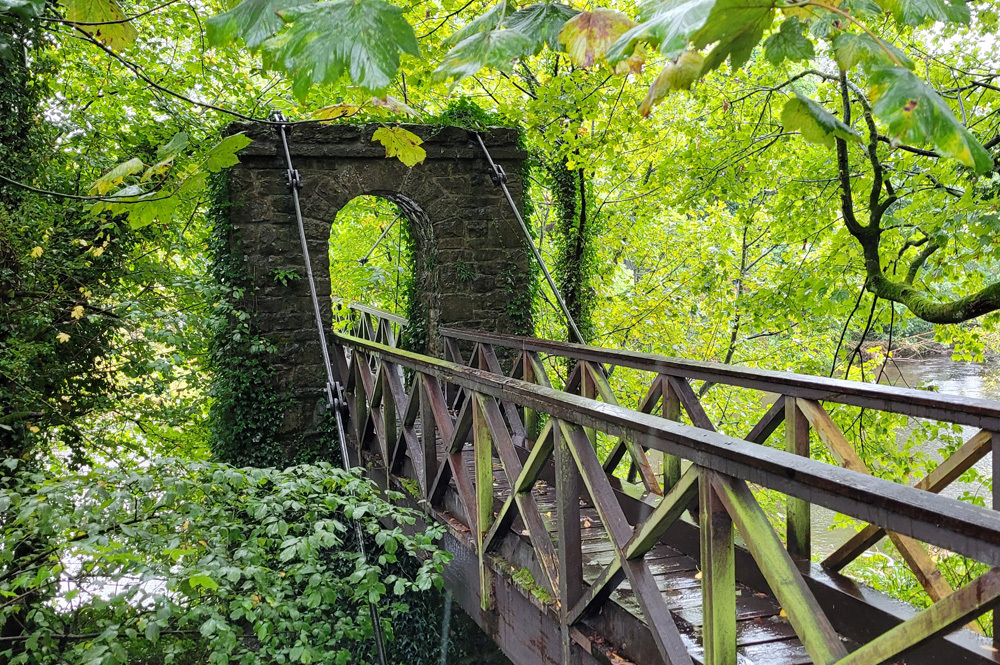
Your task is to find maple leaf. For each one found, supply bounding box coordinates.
[205,134,253,172]
[559,9,636,69]
[762,17,814,66]
[206,0,312,49]
[56,332,70,343]
[692,0,775,73]
[372,127,426,167]
[877,0,969,26]
[71,305,85,320]
[444,0,512,46]
[433,30,534,83]
[831,32,915,71]
[608,0,714,64]
[506,2,579,53]
[264,0,419,99]
[61,0,138,49]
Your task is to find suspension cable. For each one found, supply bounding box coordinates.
[358,215,401,266]
[474,133,585,344]
[272,113,389,665]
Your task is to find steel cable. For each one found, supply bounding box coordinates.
[273,113,389,665]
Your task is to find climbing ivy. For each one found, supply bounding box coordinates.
[206,170,308,467]
[549,159,598,342]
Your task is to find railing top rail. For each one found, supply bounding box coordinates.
[334,301,408,327]
[334,330,1000,567]
[333,300,1000,430]
[441,327,1000,431]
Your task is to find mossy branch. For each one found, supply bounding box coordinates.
[834,71,1000,325]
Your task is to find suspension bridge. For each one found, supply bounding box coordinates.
[218,120,1000,665]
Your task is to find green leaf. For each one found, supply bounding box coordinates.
[876,0,969,26]
[156,132,189,160]
[188,572,219,591]
[205,134,253,172]
[444,0,511,46]
[842,0,884,18]
[506,3,579,53]
[206,0,312,49]
[90,158,145,194]
[60,0,139,49]
[0,0,45,20]
[126,194,178,229]
[869,67,992,173]
[199,617,218,636]
[762,17,814,66]
[832,32,915,71]
[433,30,535,83]
[608,0,715,63]
[692,0,775,72]
[262,0,419,99]
[372,127,426,167]
[781,94,863,148]
[558,8,636,68]
[144,621,160,643]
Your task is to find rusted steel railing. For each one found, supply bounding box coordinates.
[332,302,1000,665]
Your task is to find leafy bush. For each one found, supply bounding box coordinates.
[0,458,450,665]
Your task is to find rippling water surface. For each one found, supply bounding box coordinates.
[811,356,1000,556]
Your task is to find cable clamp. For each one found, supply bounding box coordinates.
[285,168,302,191]
[487,161,508,187]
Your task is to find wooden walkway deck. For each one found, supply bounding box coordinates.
[434,450,830,665]
[337,303,1000,665]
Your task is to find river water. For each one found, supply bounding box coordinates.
[811,357,1000,556]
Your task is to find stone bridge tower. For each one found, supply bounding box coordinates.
[218,122,533,456]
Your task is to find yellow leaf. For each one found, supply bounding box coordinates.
[613,42,646,76]
[639,51,704,117]
[91,245,105,257]
[29,425,40,433]
[559,9,636,69]
[141,155,175,183]
[30,246,43,258]
[779,608,788,618]
[372,127,426,167]
[694,570,703,579]
[90,158,145,195]
[62,0,139,49]
[56,332,70,343]
[314,103,364,120]
[71,305,85,320]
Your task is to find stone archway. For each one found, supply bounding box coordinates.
[220,122,533,448]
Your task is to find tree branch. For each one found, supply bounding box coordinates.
[904,240,940,285]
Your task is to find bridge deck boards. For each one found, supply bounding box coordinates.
[434,445,822,665]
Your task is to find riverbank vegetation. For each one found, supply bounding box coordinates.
[2,0,999,659]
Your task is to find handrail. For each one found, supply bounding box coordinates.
[331,302,1000,431]
[335,301,407,327]
[333,329,1000,567]
[441,327,1000,430]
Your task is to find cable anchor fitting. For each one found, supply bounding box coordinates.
[487,161,507,187]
